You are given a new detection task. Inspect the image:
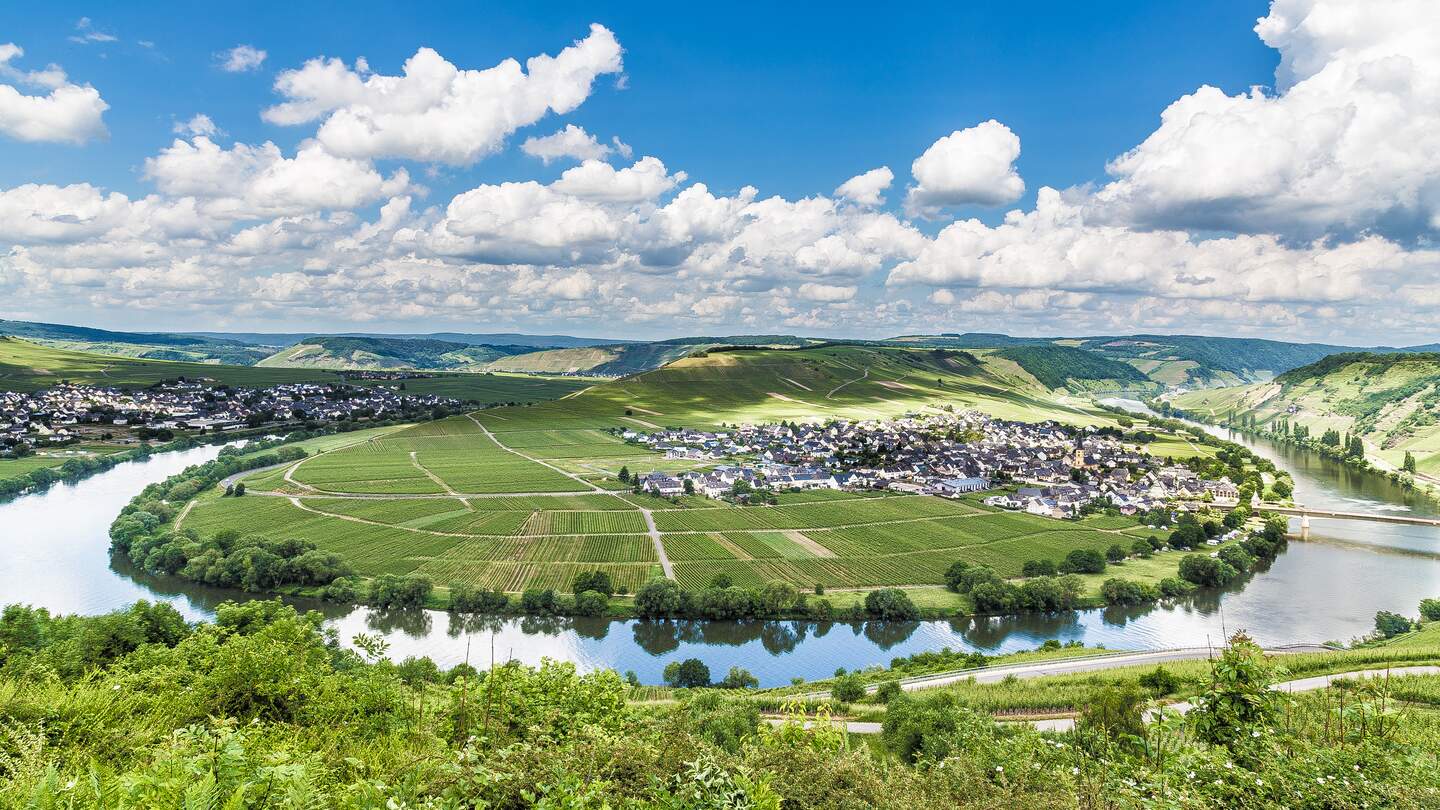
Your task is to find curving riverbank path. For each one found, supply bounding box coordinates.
[773,662,1440,735]
[796,644,1335,700]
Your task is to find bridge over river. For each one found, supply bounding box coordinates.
[1256,502,1440,535]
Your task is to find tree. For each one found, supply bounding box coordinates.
[618,465,630,483]
[1270,477,1293,499]
[1420,598,1440,622]
[718,666,758,689]
[683,478,695,495]
[1177,554,1237,588]
[634,578,686,618]
[663,658,711,688]
[572,590,609,616]
[572,570,614,596]
[864,588,920,620]
[1021,559,1058,578]
[1167,523,1206,550]
[1138,666,1182,695]
[1404,452,1417,473]
[832,672,866,703]
[708,572,733,589]
[970,581,1019,613]
[233,482,246,497]
[1130,539,1153,559]
[1374,610,1413,638]
[1105,544,1127,563]
[943,560,970,591]
[1100,578,1154,606]
[521,588,558,615]
[367,574,432,608]
[1059,548,1106,575]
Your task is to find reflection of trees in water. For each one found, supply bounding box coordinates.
[861,621,920,650]
[109,552,364,620]
[446,612,508,637]
[632,620,682,655]
[758,622,803,655]
[519,615,571,636]
[1099,603,1158,627]
[366,608,433,636]
[947,612,1081,650]
[570,617,610,641]
[630,619,823,656]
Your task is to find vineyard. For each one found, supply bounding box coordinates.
[179,385,1184,596]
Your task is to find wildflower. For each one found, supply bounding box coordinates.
[996,766,1004,772]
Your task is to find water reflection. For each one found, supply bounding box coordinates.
[5,412,1440,685]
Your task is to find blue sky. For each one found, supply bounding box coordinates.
[2,1,1275,221]
[0,1,1435,343]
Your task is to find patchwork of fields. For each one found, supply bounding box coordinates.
[180,415,1154,594]
[177,347,1173,596]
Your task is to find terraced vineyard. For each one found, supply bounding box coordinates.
[175,410,1154,594]
[172,346,1191,597]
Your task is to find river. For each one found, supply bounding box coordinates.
[2,411,1438,686]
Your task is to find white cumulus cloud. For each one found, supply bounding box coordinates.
[835,166,893,206]
[1091,0,1440,239]
[906,120,1024,216]
[262,24,623,165]
[521,124,612,164]
[0,44,108,144]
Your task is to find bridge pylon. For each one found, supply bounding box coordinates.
[1299,512,1310,540]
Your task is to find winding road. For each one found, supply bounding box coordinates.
[774,659,1435,735]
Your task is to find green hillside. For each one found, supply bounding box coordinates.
[1169,352,1440,476]
[488,336,820,376]
[476,344,1113,431]
[990,345,1154,391]
[886,332,1397,388]
[0,318,271,365]
[257,335,532,371]
[0,338,592,401]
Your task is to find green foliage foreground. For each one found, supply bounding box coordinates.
[4,602,1440,808]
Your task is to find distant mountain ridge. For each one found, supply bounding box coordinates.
[4,317,1439,388]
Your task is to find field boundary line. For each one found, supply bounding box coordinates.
[464,411,604,494]
[409,450,458,496]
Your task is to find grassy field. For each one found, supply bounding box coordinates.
[0,337,592,401]
[0,443,133,478]
[169,344,1234,599]
[178,407,1189,597]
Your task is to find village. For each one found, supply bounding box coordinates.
[624,411,1241,518]
[0,381,461,456]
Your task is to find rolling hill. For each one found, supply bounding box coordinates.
[0,319,271,365]
[0,338,592,401]
[474,344,1117,432]
[988,345,1154,392]
[888,333,1372,388]
[1168,352,1440,475]
[255,336,534,372]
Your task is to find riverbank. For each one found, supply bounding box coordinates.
[1153,396,1440,504]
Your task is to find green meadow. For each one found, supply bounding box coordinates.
[0,337,592,401]
[162,344,1227,599]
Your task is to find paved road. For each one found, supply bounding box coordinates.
[773,664,1440,735]
[218,459,294,490]
[796,645,1335,700]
